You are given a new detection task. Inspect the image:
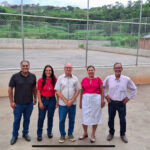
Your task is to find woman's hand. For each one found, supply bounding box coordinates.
[39,102,45,110]
[79,102,82,109]
[101,100,105,108]
[55,102,59,108]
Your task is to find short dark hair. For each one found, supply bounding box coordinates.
[20,60,30,66]
[114,62,122,68]
[87,65,95,71]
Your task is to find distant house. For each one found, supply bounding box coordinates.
[1,1,10,7]
[139,35,150,50]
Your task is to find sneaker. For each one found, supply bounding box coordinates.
[68,134,76,142]
[121,136,128,143]
[107,134,114,141]
[59,136,65,143]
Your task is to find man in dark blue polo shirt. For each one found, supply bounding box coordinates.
[8,60,37,145]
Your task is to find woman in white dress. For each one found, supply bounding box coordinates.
[79,65,105,143]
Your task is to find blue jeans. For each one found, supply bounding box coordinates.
[59,105,76,136]
[12,102,33,138]
[108,101,126,136]
[37,96,56,137]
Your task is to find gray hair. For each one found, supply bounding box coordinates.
[20,60,30,66]
[114,62,122,68]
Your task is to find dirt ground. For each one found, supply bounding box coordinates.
[0,84,150,150]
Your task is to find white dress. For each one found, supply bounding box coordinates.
[82,93,102,125]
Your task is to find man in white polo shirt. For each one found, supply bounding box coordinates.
[55,63,80,143]
[103,62,137,143]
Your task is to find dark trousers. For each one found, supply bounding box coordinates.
[12,102,33,138]
[108,100,126,136]
[37,96,56,137]
[59,105,76,136]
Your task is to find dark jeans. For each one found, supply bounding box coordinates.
[59,105,76,136]
[12,102,33,138]
[37,96,56,137]
[108,100,126,136]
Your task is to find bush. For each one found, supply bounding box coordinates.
[79,44,84,49]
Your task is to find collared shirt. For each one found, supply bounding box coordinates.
[54,74,80,106]
[9,71,36,104]
[103,75,137,101]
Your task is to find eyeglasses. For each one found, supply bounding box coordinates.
[22,65,29,67]
[114,67,122,69]
[65,67,72,69]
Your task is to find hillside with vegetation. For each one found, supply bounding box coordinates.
[0,0,150,48]
[0,0,150,21]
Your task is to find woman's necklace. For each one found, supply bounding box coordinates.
[46,80,51,91]
[89,76,94,85]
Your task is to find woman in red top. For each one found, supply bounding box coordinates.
[79,65,105,143]
[37,65,58,141]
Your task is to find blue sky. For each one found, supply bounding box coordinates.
[0,0,147,8]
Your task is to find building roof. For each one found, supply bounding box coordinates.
[142,34,150,39]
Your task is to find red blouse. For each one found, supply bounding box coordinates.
[81,77,103,94]
[37,78,57,97]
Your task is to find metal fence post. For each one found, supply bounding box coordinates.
[85,0,89,67]
[21,0,25,60]
[136,0,143,66]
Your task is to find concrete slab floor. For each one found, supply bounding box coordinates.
[0,84,150,150]
[0,49,150,69]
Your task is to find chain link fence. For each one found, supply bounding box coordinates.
[0,16,150,69]
[0,18,150,43]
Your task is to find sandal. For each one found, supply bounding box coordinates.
[90,136,96,143]
[78,135,88,140]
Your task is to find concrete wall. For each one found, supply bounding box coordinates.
[88,45,150,57]
[0,65,150,97]
[0,38,110,49]
[1,38,150,57]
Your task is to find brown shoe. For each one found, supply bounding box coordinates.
[107,134,114,141]
[121,136,128,143]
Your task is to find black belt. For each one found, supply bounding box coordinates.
[41,96,55,100]
[111,99,123,103]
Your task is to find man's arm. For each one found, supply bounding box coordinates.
[123,79,137,104]
[128,79,137,99]
[55,90,68,105]
[8,87,16,109]
[68,78,80,106]
[103,77,111,103]
[33,86,37,105]
[54,76,68,105]
[68,90,80,106]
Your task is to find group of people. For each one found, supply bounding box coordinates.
[8,60,137,145]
